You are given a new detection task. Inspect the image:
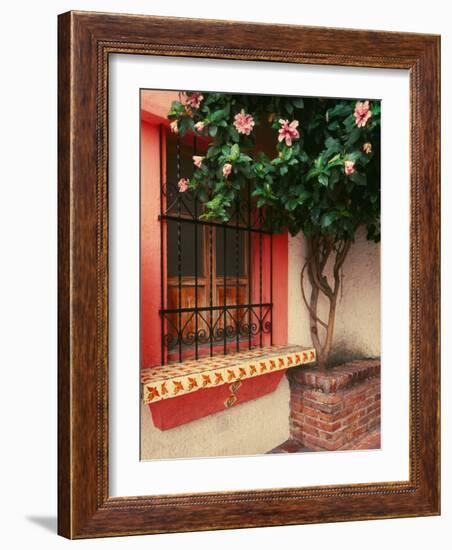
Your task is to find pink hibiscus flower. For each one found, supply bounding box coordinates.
[194,121,205,132]
[170,120,178,134]
[192,156,204,168]
[354,100,372,128]
[363,142,372,154]
[278,119,300,146]
[344,160,355,175]
[223,163,232,178]
[178,178,189,192]
[186,92,204,109]
[233,110,255,135]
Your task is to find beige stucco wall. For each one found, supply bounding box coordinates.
[141,378,290,459]
[141,228,380,460]
[288,228,380,358]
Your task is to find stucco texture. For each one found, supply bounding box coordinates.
[288,228,380,359]
[141,378,290,459]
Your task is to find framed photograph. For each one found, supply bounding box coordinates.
[58,11,440,538]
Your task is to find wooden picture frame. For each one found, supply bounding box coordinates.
[58,11,440,538]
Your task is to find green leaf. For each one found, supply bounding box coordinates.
[318,174,329,187]
[230,143,240,161]
[347,127,361,146]
[339,209,352,218]
[306,167,320,181]
[206,145,220,159]
[329,169,340,186]
[321,212,336,228]
[280,147,293,161]
[325,137,340,152]
[297,190,311,203]
[371,102,381,116]
[343,113,356,129]
[209,125,218,137]
[328,103,351,118]
[350,171,367,186]
[299,151,309,163]
[229,127,240,142]
[292,98,304,109]
[327,154,343,168]
[210,109,227,122]
[327,120,339,131]
[238,153,252,163]
[347,151,361,162]
[286,198,299,211]
[198,188,208,202]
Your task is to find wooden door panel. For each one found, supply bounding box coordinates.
[215,285,247,331]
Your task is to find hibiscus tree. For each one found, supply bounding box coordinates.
[168,92,381,367]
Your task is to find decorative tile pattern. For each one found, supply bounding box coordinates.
[141,345,316,404]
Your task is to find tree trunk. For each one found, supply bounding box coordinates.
[318,293,338,366]
[301,236,350,368]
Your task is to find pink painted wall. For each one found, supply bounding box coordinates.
[250,232,288,347]
[272,233,288,345]
[140,120,164,367]
[141,90,179,126]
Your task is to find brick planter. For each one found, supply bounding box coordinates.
[288,359,380,451]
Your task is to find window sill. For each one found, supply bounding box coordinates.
[141,345,316,430]
[142,345,316,404]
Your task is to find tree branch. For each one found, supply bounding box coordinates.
[308,237,334,300]
[300,261,328,329]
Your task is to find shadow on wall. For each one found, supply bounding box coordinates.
[288,227,381,360]
[326,345,379,367]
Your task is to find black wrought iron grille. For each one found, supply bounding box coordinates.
[158,125,273,364]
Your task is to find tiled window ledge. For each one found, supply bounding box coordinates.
[141,345,316,405]
[142,345,316,430]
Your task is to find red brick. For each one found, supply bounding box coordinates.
[290,360,380,394]
[340,429,381,450]
[303,433,346,451]
[363,407,380,423]
[301,424,320,438]
[291,407,342,424]
[310,392,343,405]
[341,408,367,428]
[299,404,324,419]
[367,416,381,430]
[337,403,356,419]
[351,425,368,439]
[366,380,380,391]
[304,416,342,433]
[366,402,381,416]
[289,361,381,449]
[317,428,346,442]
[345,392,369,408]
[302,397,343,415]
[300,434,325,450]
[289,418,303,430]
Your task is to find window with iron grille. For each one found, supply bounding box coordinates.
[159,125,273,364]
